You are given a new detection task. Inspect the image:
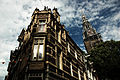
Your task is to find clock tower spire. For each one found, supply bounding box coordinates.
[82,15,102,52]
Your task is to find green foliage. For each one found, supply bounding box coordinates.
[88,40,120,80]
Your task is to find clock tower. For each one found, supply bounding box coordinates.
[82,15,102,52]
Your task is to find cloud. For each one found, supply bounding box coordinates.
[0,76,4,80]
[113,12,120,21]
[99,25,120,41]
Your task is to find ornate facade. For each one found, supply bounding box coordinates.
[5,7,88,80]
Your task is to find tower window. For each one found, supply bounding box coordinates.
[33,39,44,60]
[38,20,46,32]
[86,25,90,30]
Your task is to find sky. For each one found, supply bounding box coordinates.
[0,0,120,79]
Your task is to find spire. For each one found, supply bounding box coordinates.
[82,14,87,23]
[82,15,97,39]
[82,15,102,52]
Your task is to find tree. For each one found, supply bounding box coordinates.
[87,40,120,80]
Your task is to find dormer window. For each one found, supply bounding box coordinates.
[38,20,46,32]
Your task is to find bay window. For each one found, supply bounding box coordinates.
[33,38,44,60]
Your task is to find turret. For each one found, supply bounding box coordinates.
[53,7,60,23]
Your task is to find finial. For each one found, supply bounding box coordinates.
[82,14,87,23]
[82,14,85,18]
[44,6,46,10]
[35,7,39,11]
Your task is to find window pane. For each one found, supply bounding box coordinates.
[39,20,45,24]
[38,24,45,32]
[38,20,45,32]
[33,45,38,59]
[38,45,43,59]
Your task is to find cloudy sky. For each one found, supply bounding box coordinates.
[0,0,120,79]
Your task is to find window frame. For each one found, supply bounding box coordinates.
[32,37,45,61]
[38,20,46,32]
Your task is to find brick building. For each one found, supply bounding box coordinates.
[5,7,88,80]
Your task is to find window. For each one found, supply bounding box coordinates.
[33,39,44,60]
[62,31,66,40]
[75,51,77,59]
[51,21,53,27]
[80,56,83,61]
[57,49,63,70]
[57,54,60,68]
[78,68,81,80]
[28,73,43,80]
[58,31,61,43]
[70,62,73,76]
[68,43,70,53]
[86,25,90,30]
[33,45,38,59]
[59,52,63,70]
[38,45,43,59]
[38,20,46,32]
[63,31,66,40]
